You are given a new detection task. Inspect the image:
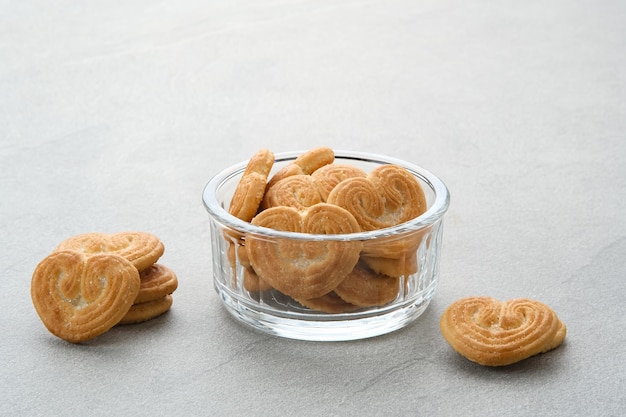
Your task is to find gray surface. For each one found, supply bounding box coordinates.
[2,0,625,416]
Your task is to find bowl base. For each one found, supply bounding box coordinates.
[216,284,435,341]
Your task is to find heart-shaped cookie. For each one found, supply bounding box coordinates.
[245,203,362,300]
[31,250,140,343]
[440,297,567,366]
[334,261,400,307]
[310,163,367,201]
[262,174,322,211]
[55,231,164,272]
[327,164,427,231]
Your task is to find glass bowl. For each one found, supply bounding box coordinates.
[202,150,450,341]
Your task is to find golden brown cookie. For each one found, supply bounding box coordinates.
[440,297,567,366]
[359,227,429,277]
[134,264,178,304]
[266,147,334,189]
[118,295,173,325]
[334,262,400,307]
[361,227,428,259]
[262,175,323,210]
[246,203,362,300]
[55,231,164,272]
[295,292,360,314]
[31,250,140,343]
[360,253,418,278]
[310,163,367,201]
[228,148,275,222]
[242,266,272,292]
[226,241,252,272]
[225,149,275,286]
[327,164,427,231]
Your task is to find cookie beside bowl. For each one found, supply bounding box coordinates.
[202,150,450,341]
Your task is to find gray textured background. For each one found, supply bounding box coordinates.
[2,0,625,416]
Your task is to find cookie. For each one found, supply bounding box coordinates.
[359,228,428,277]
[295,292,360,314]
[228,148,275,222]
[242,265,272,292]
[262,175,322,210]
[360,253,418,278]
[310,163,367,201]
[134,263,178,304]
[440,297,567,366]
[266,147,334,189]
[226,236,255,270]
[225,149,275,286]
[361,226,428,259]
[31,250,140,343]
[246,203,362,300]
[327,164,427,231]
[334,262,400,307]
[118,295,173,325]
[55,231,164,272]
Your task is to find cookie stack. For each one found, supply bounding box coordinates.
[225,147,428,313]
[31,231,178,343]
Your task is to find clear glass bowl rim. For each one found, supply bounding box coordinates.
[202,150,450,241]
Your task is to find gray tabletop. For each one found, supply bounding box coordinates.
[2,1,625,416]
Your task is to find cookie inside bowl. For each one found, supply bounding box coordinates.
[202,149,449,341]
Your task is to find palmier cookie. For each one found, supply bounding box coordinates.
[262,175,323,210]
[227,241,260,291]
[228,148,275,222]
[295,292,360,314]
[334,261,400,307]
[266,147,334,189]
[31,250,140,343]
[134,264,178,304]
[246,203,362,300]
[55,231,164,272]
[440,297,567,366]
[226,242,251,276]
[327,164,427,231]
[361,226,428,259]
[227,242,269,294]
[243,266,272,292]
[225,149,274,279]
[359,227,429,277]
[310,163,367,201]
[118,295,173,325]
[360,253,418,278]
